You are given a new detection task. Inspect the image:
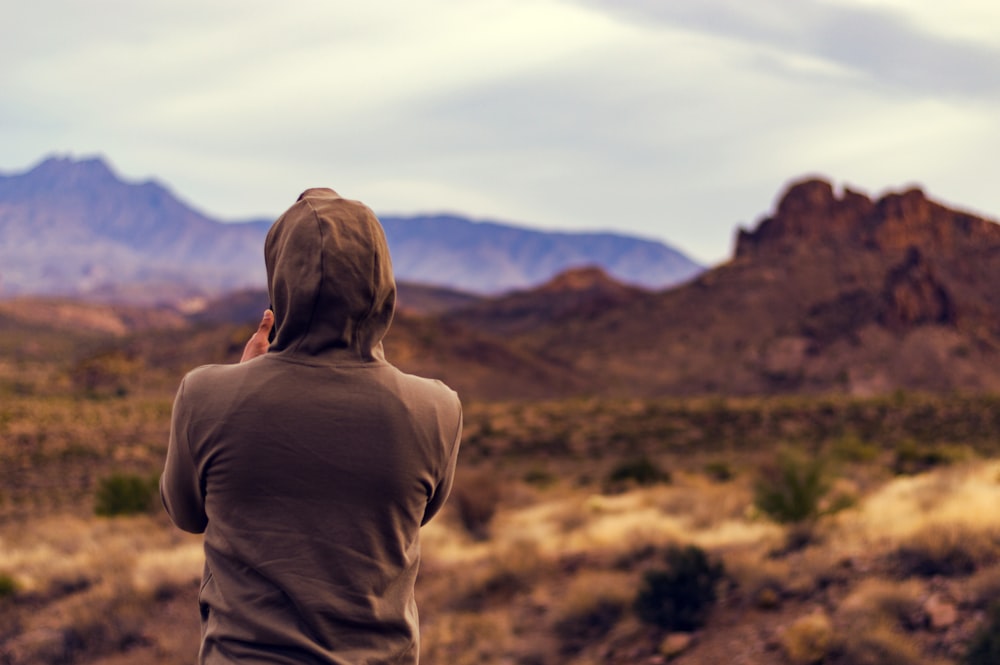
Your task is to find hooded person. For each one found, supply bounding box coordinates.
[160,188,463,665]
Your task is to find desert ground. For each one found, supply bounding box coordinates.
[1,315,999,665]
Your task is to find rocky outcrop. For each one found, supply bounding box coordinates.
[735,177,1000,260]
[880,247,955,330]
[535,266,634,295]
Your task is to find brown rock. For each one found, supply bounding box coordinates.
[924,593,958,630]
[881,247,955,329]
[659,632,695,659]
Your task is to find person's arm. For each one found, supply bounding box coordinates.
[160,377,208,533]
[422,409,463,526]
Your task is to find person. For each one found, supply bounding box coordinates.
[160,188,463,665]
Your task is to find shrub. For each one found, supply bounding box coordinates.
[833,623,927,665]
[450,470,501,540]
[634,544,724,631]
[0,573,17,600]
[892,439,968,475]
[962,566,1000,610]
[554,598,625,655]
[523,468,557,488]
[458,540,544,611]
[837,579,924,632]
[552,571,631,655]
[70,351,140,398]
[965,601,1000,665]
[753,449,832,525]
[782,611,833,665]
[703,460,735,482]
[605,456,671,491]
[95,472,158,516]
[830,433,880,463]
[892,527,996,579]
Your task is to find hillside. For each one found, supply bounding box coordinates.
[0,156,268,300]
[0,155,702,303]
[3,173,998,400]
[504,178,1000,396]
[378,215,702,293]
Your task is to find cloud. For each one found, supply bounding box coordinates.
[1,0,998,266]
[571,0,1000,99]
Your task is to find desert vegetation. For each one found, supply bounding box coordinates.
[1,323,1000,664]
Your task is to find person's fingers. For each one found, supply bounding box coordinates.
[258,309,274,334]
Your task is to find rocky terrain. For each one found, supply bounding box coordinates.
[425,178,1000,398]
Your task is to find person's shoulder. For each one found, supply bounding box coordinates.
[180,362,246,392]
[384,366,461,407]
[184,361,233,379]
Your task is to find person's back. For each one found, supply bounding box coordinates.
[161,188,462,664]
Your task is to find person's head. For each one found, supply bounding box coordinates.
[264,188,396,360]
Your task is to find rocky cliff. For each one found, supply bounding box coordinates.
[460,177,1000,397]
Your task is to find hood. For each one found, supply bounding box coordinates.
[264,188,396,361]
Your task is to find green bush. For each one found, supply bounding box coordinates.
[830,433,880,463]
[753,449,832,525]
[965,601,1000,665]
[95,472,159,516]
[892,439,968,475]
[0,573,17,600]
[634,545,724,631]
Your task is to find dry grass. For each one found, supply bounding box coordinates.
[0,515,200,597]
[0,514,201,665]
[828,460,1000,571]
[424,452,1000,663]
[836,578,925,630]
[4,377,1000,663]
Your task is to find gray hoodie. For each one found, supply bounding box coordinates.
[161,188,462,664]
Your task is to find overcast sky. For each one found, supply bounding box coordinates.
[3,0,998,264]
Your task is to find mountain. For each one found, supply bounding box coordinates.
[3,174,998,400]
[0,155,703,303]
[440,265,650,337]
[377,215,702,293]
[469,178,1000,396]
[0,156,269,302]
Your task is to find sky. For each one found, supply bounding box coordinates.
[2,0,999,265]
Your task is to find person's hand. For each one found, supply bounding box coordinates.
[241,310,274,363]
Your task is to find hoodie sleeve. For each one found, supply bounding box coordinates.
[160,376,208,533]
[422,409,463,526]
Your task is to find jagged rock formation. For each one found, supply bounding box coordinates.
[460,176,1000,397]
[735,179,1000,259]
[880,247,956,330]
[730,178,1000,348]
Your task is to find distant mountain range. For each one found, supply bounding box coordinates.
[0,155,703,303]
[3,171,999,399]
